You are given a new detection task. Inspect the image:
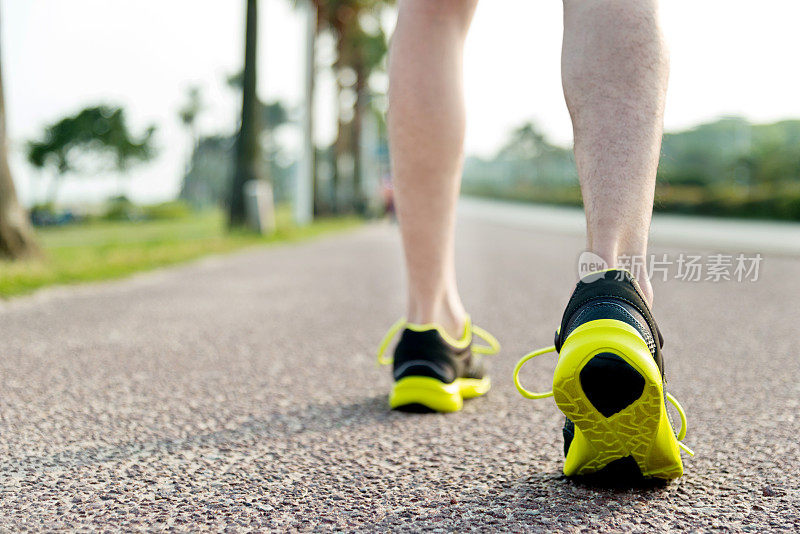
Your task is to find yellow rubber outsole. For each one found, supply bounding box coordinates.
[389,376,491,413]
[553,319,683,480]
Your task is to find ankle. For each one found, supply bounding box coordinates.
[632,272,654,308]
[406,294,468,340]
[587,243,654,307]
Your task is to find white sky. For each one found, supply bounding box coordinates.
[2,0,800,205]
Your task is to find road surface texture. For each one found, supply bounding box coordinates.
[1,200,799,531]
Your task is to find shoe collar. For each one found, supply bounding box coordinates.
[405,315,473,349]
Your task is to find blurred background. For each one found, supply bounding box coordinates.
[1,0,799,296]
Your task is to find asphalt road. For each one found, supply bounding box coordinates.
[1,206,799,531]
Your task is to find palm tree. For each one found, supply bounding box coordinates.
[344,26,387,213]
[0,13,39,259]
[308,0,390,214]
[229,0,266,228]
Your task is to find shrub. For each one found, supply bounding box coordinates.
[102,196,141,221]
[143,200,192,220]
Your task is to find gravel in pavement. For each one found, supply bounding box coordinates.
[0,218,798,531]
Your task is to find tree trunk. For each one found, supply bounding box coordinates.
[0,18,39,260]
[351,62,367,215]
[331,21,359,215]
[332,107,351,214]
[311,2,327,216]
[331,43,345,214]
[296,0,316,224]
[229,0,264,227]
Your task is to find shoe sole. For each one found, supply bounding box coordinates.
[389,376,491,413]
[553,319,683,480]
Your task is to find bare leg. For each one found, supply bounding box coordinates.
[388,0,478,336]
[562,0,669,305]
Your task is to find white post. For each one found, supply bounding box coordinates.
[295,0,316,226]
[244,179,276,235]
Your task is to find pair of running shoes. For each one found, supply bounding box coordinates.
[377,269,693,480]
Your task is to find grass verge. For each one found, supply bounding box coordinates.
[0,209,361,298]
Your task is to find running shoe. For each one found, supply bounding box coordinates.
[377,315,500,412]
[513,268,693,479]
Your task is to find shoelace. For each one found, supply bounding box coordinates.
[377,316,501,366]
[513,345,694,456]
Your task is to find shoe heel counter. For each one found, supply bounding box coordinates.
[392,329,458,383]
[563,300,657,357]
[555,319,660,387]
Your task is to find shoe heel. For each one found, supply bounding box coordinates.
[389,376,464,413]
[553,319,683,479]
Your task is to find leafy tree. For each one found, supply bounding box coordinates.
[486,121,576,187]
[0,16,39,259]
[747,141,800,190]
[178,86,204,138]
[464,116,800,220]
[27,105,156,204]
[657,117,800,193]
[498,122,553,160]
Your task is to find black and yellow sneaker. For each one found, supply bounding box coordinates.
[513,269,693,480]
[377,316,500,412]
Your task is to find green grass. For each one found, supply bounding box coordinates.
[0,208,361,298]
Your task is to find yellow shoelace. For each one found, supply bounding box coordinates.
[377,315,501,366]
[513,345,694,456]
